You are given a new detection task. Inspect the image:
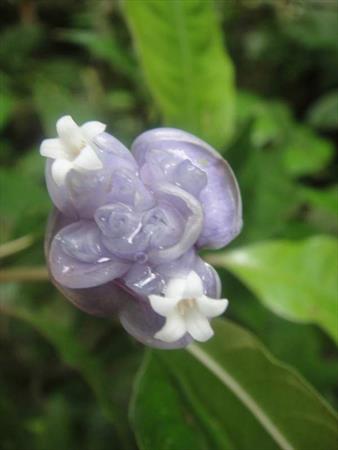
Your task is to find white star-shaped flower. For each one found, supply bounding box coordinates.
[40,115,106,186]
[149,271,228,343]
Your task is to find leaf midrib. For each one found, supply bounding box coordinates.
[171,0,195,129]
[187,343,295,450]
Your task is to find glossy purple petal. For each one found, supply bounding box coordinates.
[49,220,130,289]
[50,279,132,317]
[147,183,203,264]
[123,262,165,296]
[94,132,138,166]
[43,125,242,349]
[156,249,221,298]
[122,248,220,300]
[45,132,146,218]
[132,128,242,249]
[118,249,221,348]
[45,209,132,315]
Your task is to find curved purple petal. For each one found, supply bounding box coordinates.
[122,248,221,300]
[156,249,221,298]
[45,209,137,316]
[147,183,203,264]
[123,262,166,296]
[43,124,242,349]
[45,132,150,218]
[119,249,221,348]
[50,279,132,317]
[49,220,130,289]
[132,128,242,249]
[94,132,138,166]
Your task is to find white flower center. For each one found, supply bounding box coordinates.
[39,115,106,186]
[177,298,196,316]
[69,139,86,158]
[149,271,229,343]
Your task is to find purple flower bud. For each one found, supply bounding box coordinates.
[132,128,242,249]
[41,117,242,348]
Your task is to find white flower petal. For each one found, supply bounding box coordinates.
[81,121,106,141]
[196,295,228,318]
[182,271,204,299]
[149,295,179,317]
[73,145,103,172]
[51,159,74,186]
[185,309,214,342]
[155,312,187,343]
[164,277,187,299]
[40,138,68,160]
[56,115,84,151]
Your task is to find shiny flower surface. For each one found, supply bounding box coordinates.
[42,116,242,348]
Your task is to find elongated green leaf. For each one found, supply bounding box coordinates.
[123,0,235,148]
[131,320,338,450]
[208,236,338,343]
[131,354,213,450]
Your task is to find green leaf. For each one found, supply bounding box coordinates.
[0,295,136,450]
[283,5,338,51]
[229,93,305,243]
[208,236,338,343]
[0,25,43,73]
[0,91,14,131]
[302,185,338,219]
[60,30,136,80]
[0,168,48,219]
[300,185,338,235]
[232,141,301,243]
[27,395,73,450]
[236,93,293,148]
[131,353,213,450]
[33,78,97,135]
[131,319,338,450]
[123,0,235,148]
[0,167,49,242]
[306,90,338,130]
[283,127,334,177]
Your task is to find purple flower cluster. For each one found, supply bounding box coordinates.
[42,117,242,348]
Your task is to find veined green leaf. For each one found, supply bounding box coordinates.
[131,320,338,450]
[208,236,338,343]
[123,0,235,148]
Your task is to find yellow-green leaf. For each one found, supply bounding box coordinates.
[208,236,338,343]
[123,0,235,148]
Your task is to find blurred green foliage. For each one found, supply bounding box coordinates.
[0,1,337,449]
